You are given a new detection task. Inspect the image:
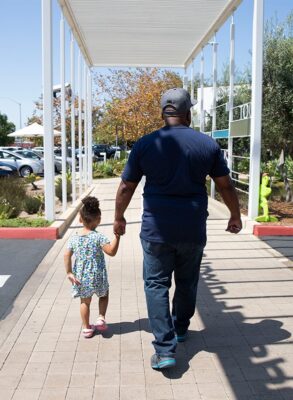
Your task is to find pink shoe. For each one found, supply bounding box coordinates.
[82,325,95,338]
[95,317,108,332]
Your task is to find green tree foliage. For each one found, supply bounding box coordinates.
[262,14,293,158]
[0,112,15,146]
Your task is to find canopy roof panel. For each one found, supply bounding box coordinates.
[59,0,242,68]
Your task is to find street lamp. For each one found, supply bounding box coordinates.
[0,97,22,129]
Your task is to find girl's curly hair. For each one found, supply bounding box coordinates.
[80,196,101,226]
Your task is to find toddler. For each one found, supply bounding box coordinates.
[64,196,120,338]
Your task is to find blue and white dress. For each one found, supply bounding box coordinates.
[68,230,110,298]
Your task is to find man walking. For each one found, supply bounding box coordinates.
[114,88,242,369]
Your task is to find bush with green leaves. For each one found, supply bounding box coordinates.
[0,218,50,227]
[23,196,42,215]
[55,172,72,201]
[0,177,26,218]
[92,159,127,179]
[24,174,41,190]
[0,198,15,219]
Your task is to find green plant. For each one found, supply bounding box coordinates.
[0,198,15,219]
[55,172,72,201]
[0,218,51,227]
[24,174,41,190]
[0,177,26,218]
[23,196,42,215]
[92,159,127,179]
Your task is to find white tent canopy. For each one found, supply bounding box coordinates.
[59,0,242,68]
[8,122,61,138]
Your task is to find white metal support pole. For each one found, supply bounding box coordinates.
[60,13,67,212]
[200,49,205,132]
[42,0,55,221]
[78,50,83,196]
[248,0,264,218]
[211,35,218,199]
[87,69,93,185]
[228,13,235,172]
[190,60,194,128]
[190,60,194,102]
[183,67,188,90]
[83,61,88,189]
[70,32,76,202]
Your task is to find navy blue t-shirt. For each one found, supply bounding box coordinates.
[122,125,229,245]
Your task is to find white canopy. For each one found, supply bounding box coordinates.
[59,0,242,68]
[8,122,61,138]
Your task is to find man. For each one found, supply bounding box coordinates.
[114,88,242,370]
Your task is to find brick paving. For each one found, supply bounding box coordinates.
[0,178,293,400]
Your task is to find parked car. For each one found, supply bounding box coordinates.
[0,149,44,177]
[0,161,18,177]
[0,146,23,152]
[93,144,116,159]
[13,149,62,174]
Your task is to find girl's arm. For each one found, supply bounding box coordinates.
[64,249,81,285]
[102,234,120,257]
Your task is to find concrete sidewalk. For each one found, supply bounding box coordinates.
[0,178,293,400]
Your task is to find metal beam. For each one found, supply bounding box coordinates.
[200,49,205,132]
[211,35,218,199]
[42,0,55,221]
[83,61,88,189]
[87,69,93,186]
[228,13,235,171]
[60,13,67,212]
[70,31,76,203]
[78,50,83,196]
[248,0,264,219]
[184,0,242,68]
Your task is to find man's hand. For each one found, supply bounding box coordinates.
[67,272,81,286]
[226,216,242,234]
[114,217,126,236]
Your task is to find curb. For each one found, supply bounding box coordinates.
[253,225,293,236]
[0,185,94,240]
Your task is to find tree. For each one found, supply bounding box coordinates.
[262,14,293,158]
[94,68,182,144]
[0,112,15,146]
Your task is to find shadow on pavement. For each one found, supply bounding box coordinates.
[104,259,293,398]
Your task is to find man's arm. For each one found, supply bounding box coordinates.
[213,175,242,234]
[114,180,139,235]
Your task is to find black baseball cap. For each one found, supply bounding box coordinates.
[161,88,196,116]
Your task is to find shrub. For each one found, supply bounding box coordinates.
[0,198,15,219]
[0,218,50,227]
[23,196,42,215]
[0,177,26,218]
[55,173,72,201]
[24,174,41,190]
[92,159,127,179]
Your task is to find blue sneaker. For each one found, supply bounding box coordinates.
[175,332,188,343]
[151,354,176,370]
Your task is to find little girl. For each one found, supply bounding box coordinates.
[64,196,120,338]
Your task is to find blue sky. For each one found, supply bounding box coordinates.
[0,0,292,130]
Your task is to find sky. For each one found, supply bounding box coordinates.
[0,0,292,130]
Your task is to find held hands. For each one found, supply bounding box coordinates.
[114,217,126,236]
[67,272,81,286]
[226,216,242,234]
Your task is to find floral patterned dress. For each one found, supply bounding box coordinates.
[68,230,110,298]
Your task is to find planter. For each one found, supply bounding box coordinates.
[0,186,94,240]
[253,225,293,236]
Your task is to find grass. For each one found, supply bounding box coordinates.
[0,218,51,227]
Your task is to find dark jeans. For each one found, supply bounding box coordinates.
[141,238,204,357]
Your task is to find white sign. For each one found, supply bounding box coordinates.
[0,275,11,288]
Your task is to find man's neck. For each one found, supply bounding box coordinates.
[164,117,189,127]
